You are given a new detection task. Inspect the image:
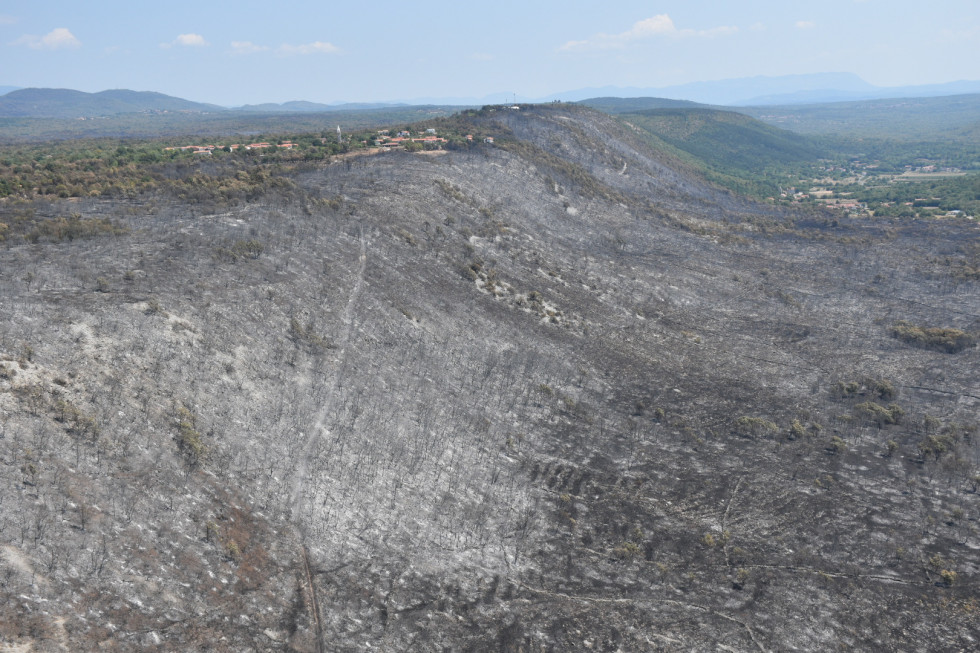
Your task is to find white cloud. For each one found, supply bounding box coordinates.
[161,33,208,48]
[278,41,340,55]
[228,39,340,56]
[230,41,269,55]
[176,33,207,46]
[12,27,81,50]
[470,52,494,61]
[796,21,816,29]
[0,14,17,25]
[559,14,737,52]
[621,14,678,40]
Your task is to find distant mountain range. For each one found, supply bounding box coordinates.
[578,93,980,143]
[384,73,980,107]
[0,88,416,119]
[234,100,411,113]
[545,73,980,107]
[2,73,980,119]
[576,97,710,113]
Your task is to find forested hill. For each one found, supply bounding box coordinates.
[1,103,978,651]
[621,107,825,169]
[737,93,980,141]
[609,107,827,197]
[0,88,223,118]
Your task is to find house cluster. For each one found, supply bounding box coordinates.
[372,128,447,148]
[371,128,496,149]
[163,142,297,154]
[379,136,448,148]
[776,187,809,201]
[903,164,962,174]
[825,199,866,212]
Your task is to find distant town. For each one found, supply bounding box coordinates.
[782,162,973,219]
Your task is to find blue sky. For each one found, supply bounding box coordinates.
[1,1,978,105]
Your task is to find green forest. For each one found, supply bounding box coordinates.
[616,107,980,216]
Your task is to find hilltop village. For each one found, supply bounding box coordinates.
[160,106,526,157]
[164,126,498,156]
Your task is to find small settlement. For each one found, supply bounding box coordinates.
[163,142,298,155]
[372,128,448,149]
[161,110,517,156]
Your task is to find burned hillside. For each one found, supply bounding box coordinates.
[1,104,978,651]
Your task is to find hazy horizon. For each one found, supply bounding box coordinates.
[2,1,978,106]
